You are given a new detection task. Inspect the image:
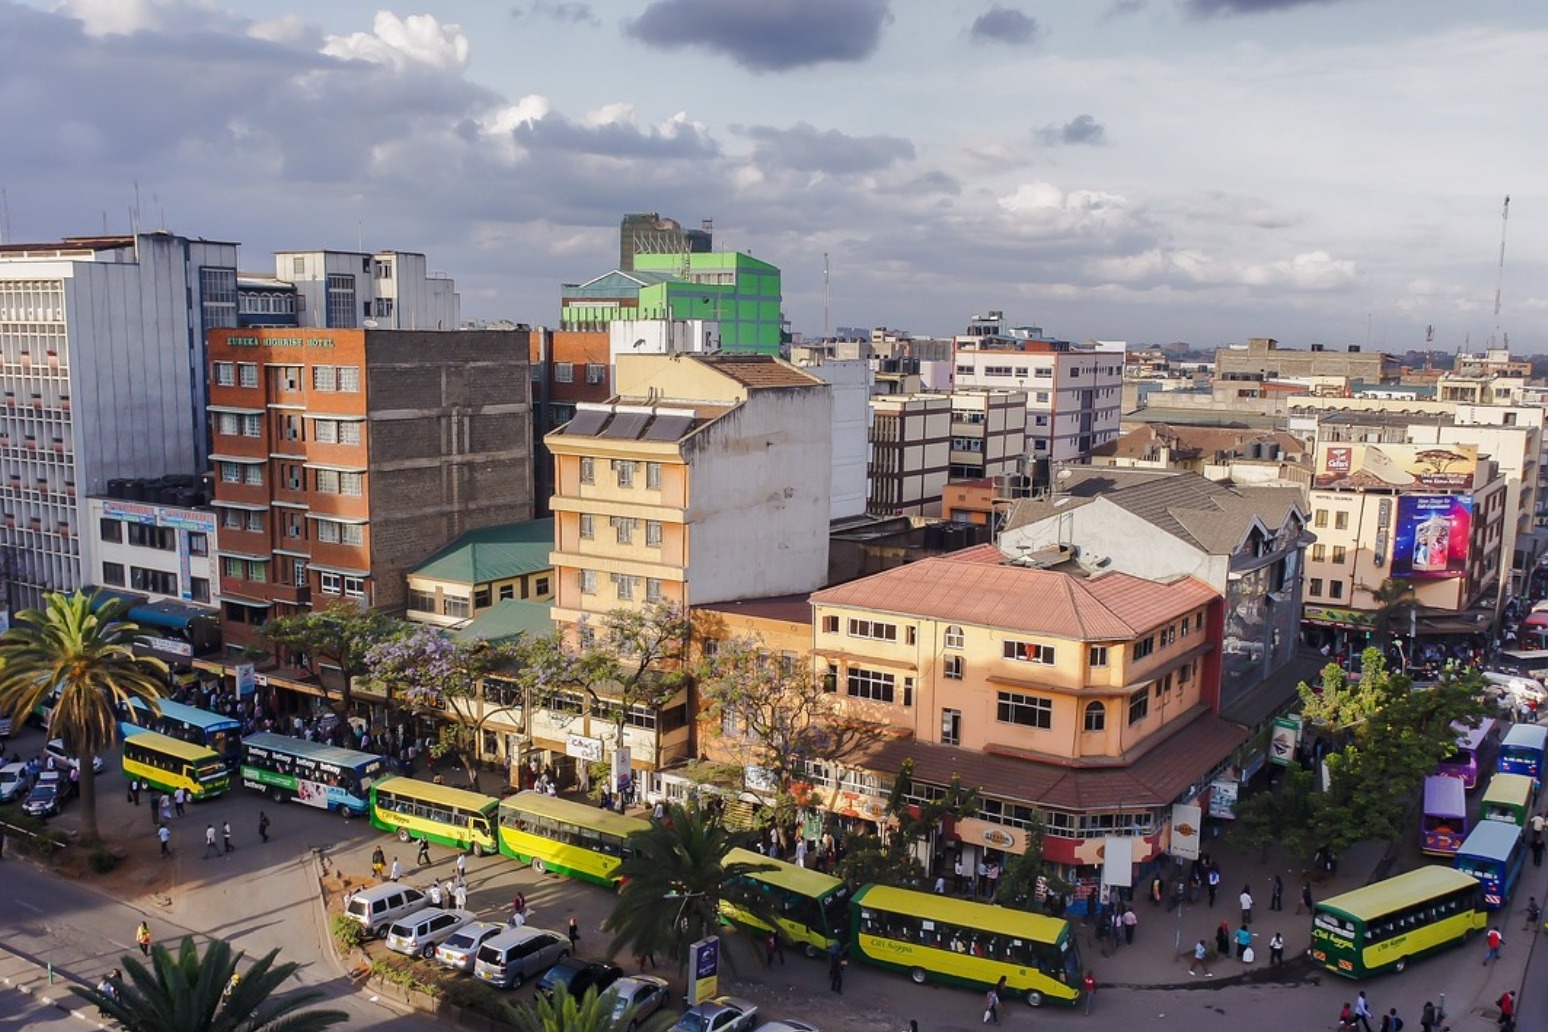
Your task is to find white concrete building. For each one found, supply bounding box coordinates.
[274,249,459,331]
[85,492,220,608]
[949,389,1028,480]
[790,355,872,522]
[951,313,1121,461]
[868,393,951,516]
[0,232,237,605]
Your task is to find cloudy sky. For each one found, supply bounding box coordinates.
[3,0,1545,350]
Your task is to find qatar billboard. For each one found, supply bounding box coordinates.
[1390,494,1473,580]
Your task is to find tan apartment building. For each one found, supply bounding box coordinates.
[948,389,1028,481]
[868,393,950,516]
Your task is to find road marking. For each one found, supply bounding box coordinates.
[13,899,43,914]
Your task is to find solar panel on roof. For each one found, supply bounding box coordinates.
[601,410,650,439]
[643,413,695,441]
[560,408,609,436]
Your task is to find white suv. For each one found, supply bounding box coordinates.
[0,762,31,803]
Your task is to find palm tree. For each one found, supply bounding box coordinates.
[74,935,348,1032]
[604,802,773,970]
[510,982,676,1032]
[1363,577,1418,656]
[0,591,168,843]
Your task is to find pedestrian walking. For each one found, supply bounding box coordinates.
[1082,971,1096,1016]
[416,836,431,867]
[1498,990,1516,1030]
[442,878,454,909]
[1340,1003,1356,1031]
[1189,938,1213,976]
[372,846,386,879]
[1532,837,1545,868]
[764,932,785,967]
[828,946,845,994]
[159,794,172,823]
[428,881,443,908]
[568,916,581,948]
[1207,866,1220,907]
[1269,931,1284,966]
[135,921,151,957]
[1270,874,1284,912]
[222,820,234,853]
[173,787,186,817]
[954,857,965,894]
[1215,921,1230,959]
[983,976,1005,1025]
[1484,926,1504,964]
[1122,906,1137,945]
[1355,991,1375,1032]
[258,811,270,843]
[1420,1001,1437,1032]
[513,892,526,917]
[157,823,171,857]
[1297,881,1314,915]
[454,882,467,910]
[127,779,138,805]
[1240,886,1254,925]
[203,824,219,859]
[1525,897,1541,931]
[456,850,468,877]
[389,857,401,882]
[1234,924,1251,960]
[1380,1007,1404,1032]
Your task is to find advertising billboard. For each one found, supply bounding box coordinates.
[1390,494,1473,580]
[1314,443,1478,490]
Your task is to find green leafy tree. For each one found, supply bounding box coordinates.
[510,982,677,1032]
[836,760,979,888]
[259,601,406,711]
[994,814,1071,911]
[1233,764,1319,861]
[0,591,167,844]
[604,802,772,970]
[696,634,885,827]
[74,935,347,1032]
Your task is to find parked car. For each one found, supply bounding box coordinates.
[752,1022,819,1032]
[344,884,427,939]
[602,975,672,1031]
[0,762,32,804]
[43,739,104,774]
[22,774,65,818]
[434,921,504,973]
[535,958,623,1002]
[385,907,474,959]
[670,996,759,1032]
[0,712,12,739]
[474,927,570,990]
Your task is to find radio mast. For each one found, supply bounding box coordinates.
[1490,195,1510,348]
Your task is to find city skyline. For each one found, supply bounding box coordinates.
[2,0,1544,350]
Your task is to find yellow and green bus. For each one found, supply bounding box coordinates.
[850,884,1081,1007]
[496,791,649,888]
[1310,866,1487,978]
[720,848,851,957]
[368,777,499,856]
[1480,773,1536,829]
[121,731,230,801]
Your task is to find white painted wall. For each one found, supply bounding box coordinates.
[83,497,220,605]
[795,359,871,521]
[999,499,1231,588]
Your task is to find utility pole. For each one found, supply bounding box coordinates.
[1490,195,1511,349]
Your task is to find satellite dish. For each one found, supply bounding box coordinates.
[362,319,379,328]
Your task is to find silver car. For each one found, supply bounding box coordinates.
[384,907,473,959]
[473,927,570,990]
[0,762,32,804]
[602,975,672,1031]
[434,921,504,973]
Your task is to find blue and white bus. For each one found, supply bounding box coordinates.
[120,698,243,770]
[1454,819,1526,910]
[1498,723,1548,784]
[238,732,387,817]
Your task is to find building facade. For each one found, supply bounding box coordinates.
[948,389,1028,481]
[0,232,238,605]
[1214,337,1400,385]
[272,249,459,331]
[867,394,950,516]
[406,518,555,629]
[206,327,532,657]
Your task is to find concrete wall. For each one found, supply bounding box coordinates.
[797,359,871,521]
[1000,500,1231,587]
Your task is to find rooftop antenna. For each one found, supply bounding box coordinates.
[823,251,830,340]
[1489,194,1510,349]
[132,181,141,233]
[0,187,9,244]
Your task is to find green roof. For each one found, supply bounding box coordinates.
[410,519,554,585]
[452,598,555,643]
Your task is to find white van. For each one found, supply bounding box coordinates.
[473,927,570,989]
[1483,671,1547,708]
[384,907,473,959]
[344,884,427,939]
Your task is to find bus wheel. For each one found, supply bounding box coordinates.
[1393,957,1408,973]
[336,803,353,819]
[270,787,284,803]
[804,943,820,959]
[472,842,486,858]
[397,828,412,843]
[1026,990,1044,1008]
[532,857,547,874]
[909,967,927,985]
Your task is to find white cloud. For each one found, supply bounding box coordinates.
[53,0,228,36]
[321,11,471,71]
[1239,251,1359,291]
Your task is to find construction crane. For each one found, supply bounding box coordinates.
[1490,195,1510,349]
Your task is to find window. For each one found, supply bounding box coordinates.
[646,462,662,489]
[1332,546,1347,565]
[98,518,123,543]
[941,709,962,746]
[101,561,125,586]
[408,588,437,612]
[584,363,605,384]
[190,577,210,603]
[612,572,636,600]
[534,576,550,596]
[578,569,597,595]
[996,690,1052,729]
[337,366,360,392]
[339,472,363,495]
[579,457,595,485]
[848,618,898,642]
[646,578,664,602]
[325,273,357,328]
[944,625,965,649]
[846,668,895,703]
[130,566,178,595]
[1003,639,1055,664]
[1329,580,1343,600]
[314,520,363,546]
[214,361,235,386]
[1311,544,1326,562]
[613,460,635,487]
[579,514,595,539]
[612,516,636,544]
[188,532,208,557]
[553,362,574,383]
[275,365,301,392]
[1334,511,1349,530]
[315,469,339,493]
[1088,645,1108,667]
[1084,701,1106,732]
[238,363,259,388]
[1309,577,1323,596]
[821,615,839,634]
[1128,687,1150,725]
[313,365,337,391]
[645,520,662,547]
[1179,662,1193,685]
[1133,635,1155,660]
[943,655,964,680]
[1314,509,1328,528]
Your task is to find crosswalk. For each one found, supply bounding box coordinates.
[0,948,113,1032]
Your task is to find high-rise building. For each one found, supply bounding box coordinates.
[0,231,238,606]
[272,249,459,331]
[205,327,532,660]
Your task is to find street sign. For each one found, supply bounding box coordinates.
[689,936,718,1004]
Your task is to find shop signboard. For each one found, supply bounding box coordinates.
[1169,803,1202,860]
[1207,779,1239,820]
[1270,715,1302,766]
[565,733,603,763]
[1391,494,1473,580]
[1314,443,1478,490]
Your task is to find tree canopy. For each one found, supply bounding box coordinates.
[259,601,405,709]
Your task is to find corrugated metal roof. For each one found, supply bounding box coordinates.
[409,519,554,585]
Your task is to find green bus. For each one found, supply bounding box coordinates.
[1310,866,1487,978]
[368,776,499,856]
[720,847,851,957]
[496,791,649,887]
[851,884,1081,1007]
[122,731,230,801]
[1480,773,1536,829]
